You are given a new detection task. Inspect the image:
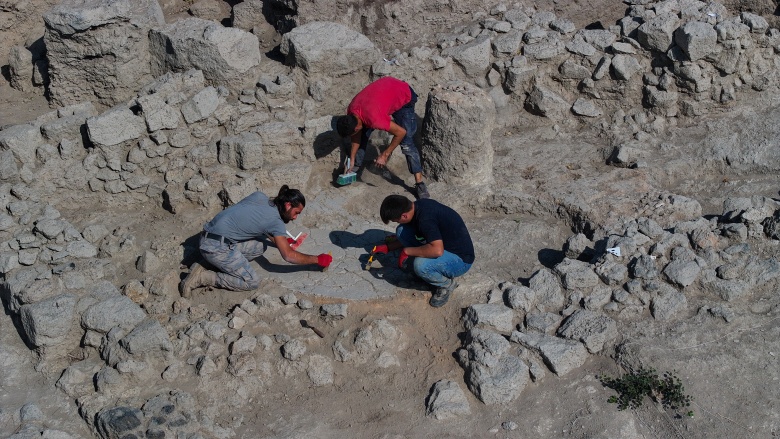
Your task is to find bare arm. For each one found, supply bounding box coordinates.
[374,121,406,168]
[348,131,362,171]
[273,235,319,265]
[403,240,444,258]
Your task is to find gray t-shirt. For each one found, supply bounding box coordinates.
[203,191,287,242]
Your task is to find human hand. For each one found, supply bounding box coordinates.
[317,253,333,268]
[398,249,409,268]
[372,244,389,255]
[374,154,388,168]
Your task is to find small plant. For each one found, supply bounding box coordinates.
[598,368,693,416]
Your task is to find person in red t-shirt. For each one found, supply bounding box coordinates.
[336,76,430,199]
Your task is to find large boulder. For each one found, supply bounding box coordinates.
[0,123,45,167]
[86,107,146,148]
[19,294,77,347]
[279,21,380,75]
[674,21,717,61]
[149,18,261,88]
[421,81,495,185]
[457,328,529,404]
[442,35,492,77]
[43,0,165,106]
[636,13,680,52]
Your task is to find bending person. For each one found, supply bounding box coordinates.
[335,76,430,199]
[374,194,474,307]
[180,185,332,297]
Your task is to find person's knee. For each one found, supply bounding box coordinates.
[246,278,261,290]
[413,258,434,279]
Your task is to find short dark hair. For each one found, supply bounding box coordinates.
[271,185,305,214]
[380,195,413,224]
[336,114,358,137]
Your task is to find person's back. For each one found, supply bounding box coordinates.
[412,198,475,265]
[347,76,411,131]
[204,192,285,242]
[336,77,430,200]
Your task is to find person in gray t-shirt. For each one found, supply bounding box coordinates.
[180,185,333,297]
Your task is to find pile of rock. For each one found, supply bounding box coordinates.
[449,192,779,405]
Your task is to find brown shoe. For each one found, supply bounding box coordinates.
[180,262,206,298]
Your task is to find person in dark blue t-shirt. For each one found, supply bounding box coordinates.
[374,194,474,307]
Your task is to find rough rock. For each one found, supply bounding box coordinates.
[422,81,495,185]
[19,294,76,347]
[86,108,146,148]
[81,295,147,333]
[280,21,379,75]
[674,21,717,61]
[636,13,680,52]
[426,380,471,419]
[150,18,261,88]
[556,310,617,353]
[525,85,569,118]
[462,303,515,333]
[43,0,164,106]
[458,329,529,404]
[510,331,588,376]
[443,35,492,76]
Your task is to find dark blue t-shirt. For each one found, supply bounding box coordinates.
[411,199,475,264]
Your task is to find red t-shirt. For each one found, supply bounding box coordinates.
[347,77,411,131]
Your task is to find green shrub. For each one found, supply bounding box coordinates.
[598,368,693,417]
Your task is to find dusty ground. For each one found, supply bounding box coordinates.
[2,1,780,439]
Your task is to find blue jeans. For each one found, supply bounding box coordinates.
[199,234,267,291]
[355,86,423,175]
[396,224,472,288]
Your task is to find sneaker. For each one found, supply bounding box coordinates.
[415,182,430,199]
[429,280,459,307]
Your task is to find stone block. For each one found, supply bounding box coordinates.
[510,330,588,376]
[150,18,261,87]
[86,108,146,148]
[120,319,173,355]
[421,81,495,185]
[81,295,147,333]
[43,0,164,106]
[0,123,45,166]
[637,13,679,52]
[19,294,76,347]
[674,21,717,61]
[426,380,471,419]
[554,258,600,290]
[219,132,263,170]
[651,284,687,320]
[181,87,221,124]
[525,85,569,118]
[556,310,617,353]
[462,303,515,332]
[137,94,180,132]
[8,46,34,92]
[458,329,528,404]
[611,54,642,80]
[443,35,492,76]
[280,21,379,75]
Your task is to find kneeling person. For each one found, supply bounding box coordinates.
[180,185,332,297]
[375,195,474,307]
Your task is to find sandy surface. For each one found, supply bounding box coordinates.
[1,1,780,439]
